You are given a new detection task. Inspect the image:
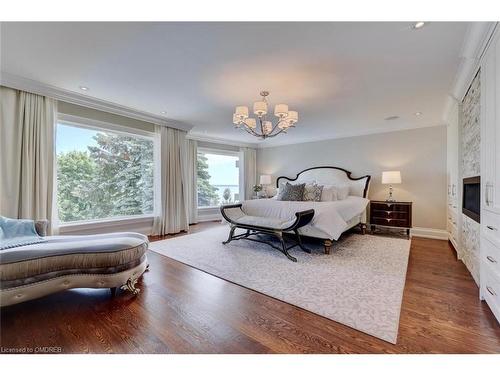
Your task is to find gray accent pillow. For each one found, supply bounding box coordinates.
[303,183,324,202]
[277,183,306,201]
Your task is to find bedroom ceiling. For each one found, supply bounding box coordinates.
[0,22,470,146]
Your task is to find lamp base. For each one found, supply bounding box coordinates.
[385,185,396,202]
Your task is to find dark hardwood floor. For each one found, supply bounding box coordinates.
[1,222,499,353]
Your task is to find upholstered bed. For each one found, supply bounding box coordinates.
[242,166,371,253]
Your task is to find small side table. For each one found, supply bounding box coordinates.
[369,201,412,239]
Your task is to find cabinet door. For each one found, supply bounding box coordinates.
[481,30,500,215]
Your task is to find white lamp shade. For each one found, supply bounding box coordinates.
[253,101,268,116]
[235,106,249,118]
[260,175,272,185]
[263,121,273,134]
[245,118,256,129]
[287,110,298,123]
[382,171,402,184]
[274,104,289,117]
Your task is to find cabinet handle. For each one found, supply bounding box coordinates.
[486,183,493,206]
[452,184,456,196]
[487,225,498,231]
[448,184,451,195]
[486,286,496,296]
[486,255,497,263]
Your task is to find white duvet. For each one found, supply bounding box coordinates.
[242,196,369,240]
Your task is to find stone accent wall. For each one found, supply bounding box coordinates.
[460,71,481,285]
[462,73,481,178]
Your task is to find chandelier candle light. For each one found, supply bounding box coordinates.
[233,91,298,139]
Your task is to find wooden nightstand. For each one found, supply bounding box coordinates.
[369,201,412,239]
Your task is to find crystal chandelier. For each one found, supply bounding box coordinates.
[232,91,298,139]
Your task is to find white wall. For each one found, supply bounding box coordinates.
[257,126,447,230]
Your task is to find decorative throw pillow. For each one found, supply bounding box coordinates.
[277,182,306,201]
[303,183,324,201]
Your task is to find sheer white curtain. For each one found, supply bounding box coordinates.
[153,125,189,235]
[240,147,257,200]
[185,139,198,225]
[0,86,58,234]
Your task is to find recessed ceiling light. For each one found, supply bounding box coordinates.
[415,111,423,116]
[160,111,167,115]
[79,86,89,91]
[412,22,426,30]
[384,115,400,121]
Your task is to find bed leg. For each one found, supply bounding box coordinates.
[324,239,332,255]
[359,223,367,235]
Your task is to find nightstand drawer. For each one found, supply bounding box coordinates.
[371,217,410,228]
[370,202,410,212]
[371,210,408,219]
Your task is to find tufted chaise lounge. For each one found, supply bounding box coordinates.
[0,221,149,307]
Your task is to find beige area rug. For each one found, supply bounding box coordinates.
[149,225,411,343]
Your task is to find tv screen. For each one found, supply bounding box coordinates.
[462,177,480,223]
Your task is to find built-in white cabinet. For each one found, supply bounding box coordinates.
[480,26,500,323]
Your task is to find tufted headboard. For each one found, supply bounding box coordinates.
[276,166,371,198]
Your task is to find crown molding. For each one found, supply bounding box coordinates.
[0,72,193,132]
[186,132,258,148]
[442,22,498,122]
[256,123,446,149]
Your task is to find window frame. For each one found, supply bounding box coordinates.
[56,113,158,227]
[196,146,242,210]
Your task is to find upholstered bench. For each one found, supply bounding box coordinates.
[220,203,314,262]
[0,222,149,307]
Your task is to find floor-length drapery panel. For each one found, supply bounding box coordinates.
[240,147,257,200]
[153,126,189,235]
[0,86,58,234]
[185,139,198,224]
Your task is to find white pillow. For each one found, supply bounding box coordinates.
[321,185,337,201]
[321,184,350,201]
[333,185,350,200]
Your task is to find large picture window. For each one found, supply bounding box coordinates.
[197,149,240,208]
[56,121,155,223]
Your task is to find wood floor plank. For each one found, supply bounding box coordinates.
[1,222,499,353]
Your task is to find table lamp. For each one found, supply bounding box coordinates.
[260,175,272,197]
[382,171,401,202]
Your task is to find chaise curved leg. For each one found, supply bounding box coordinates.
[121,276,141,295]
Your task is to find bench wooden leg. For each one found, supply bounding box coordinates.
[324,239,332,255]
[275,231,297,262]
[294,229,311,254]
[222,225,236,245]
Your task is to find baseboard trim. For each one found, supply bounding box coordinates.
[197,213,222,223]
[411,227,448,240]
